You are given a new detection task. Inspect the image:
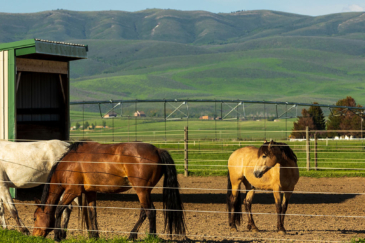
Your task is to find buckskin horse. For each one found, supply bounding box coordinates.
[33,142,185,241]
[0,140,79,234]
[227,140,299,234]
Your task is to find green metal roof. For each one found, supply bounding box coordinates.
[0,39,88,59]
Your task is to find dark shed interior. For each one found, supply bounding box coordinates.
[16,71,69,140]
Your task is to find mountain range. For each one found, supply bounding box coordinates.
[1,9,365,105]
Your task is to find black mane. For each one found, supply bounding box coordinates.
[40,142,86,209]
[257,141,297,164]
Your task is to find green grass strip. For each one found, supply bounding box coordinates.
[0,229,167,243]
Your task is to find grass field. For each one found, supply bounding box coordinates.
[69,111,365,178]
[70,109,296,142]
[70,46,365,105]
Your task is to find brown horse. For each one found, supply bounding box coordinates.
[32,142,185,241]
[227,140,299,235]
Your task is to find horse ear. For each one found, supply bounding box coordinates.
[264,139,267,143]
[268,140,274,150]
[34,198,41,206]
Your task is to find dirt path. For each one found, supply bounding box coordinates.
[10,176,365,242]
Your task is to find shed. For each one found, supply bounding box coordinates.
[134,111,146,117]
[0,39,88,141]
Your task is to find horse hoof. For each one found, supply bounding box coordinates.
[128,233,138,241]
[89,233,99,239]
[278,230,286,235]
[230,227,237,232]
[251,228,260,233]
[21,228,30,235]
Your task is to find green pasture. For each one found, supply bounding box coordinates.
[69,111,365,178]
[168,139,365,178]
[70,47,365,105]
[70,110,295,142]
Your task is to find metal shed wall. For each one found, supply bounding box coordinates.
[0,51,9,140]
[0,39,87,142]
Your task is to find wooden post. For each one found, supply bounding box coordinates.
[314,132,318,171]
[306,126,310,171]
[184,126,188,177]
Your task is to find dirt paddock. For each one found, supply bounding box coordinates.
[11,176,365,242]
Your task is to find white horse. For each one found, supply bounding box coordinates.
[0,140,79,234]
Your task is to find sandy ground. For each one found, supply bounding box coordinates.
[9,176,365,242]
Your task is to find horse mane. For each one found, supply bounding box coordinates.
[257,141,297,164]
[40,142,86,209]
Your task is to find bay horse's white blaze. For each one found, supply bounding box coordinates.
[0,140,74,234]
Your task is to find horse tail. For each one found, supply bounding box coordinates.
[227,171,242,226]
[158,149,186,237]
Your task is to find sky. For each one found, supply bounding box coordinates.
[1,0,364,16]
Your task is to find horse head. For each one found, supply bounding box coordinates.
[254,140,282,178]
[32,198,55,237]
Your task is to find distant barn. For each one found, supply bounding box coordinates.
[134,111,146,117]
[103,111,118,118]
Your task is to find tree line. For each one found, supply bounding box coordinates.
[291,96,364,138]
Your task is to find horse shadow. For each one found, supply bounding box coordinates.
[17,187,357,205]
[94,192,357,205]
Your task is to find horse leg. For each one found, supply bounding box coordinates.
[128,207,147,240]
[60,193,77,234]
[242,179,259,232]
[128,189,154,240]
[85,192,99,239]
[0,199,6,229]
[0,184,29,234]
[54,191,79,241]
[227,173,242,232]
[147,203,156,235]
[273,185,285,235]
[281,191,293,232]
[59,195,83,235]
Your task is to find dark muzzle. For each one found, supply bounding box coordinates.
[254,171,263,178]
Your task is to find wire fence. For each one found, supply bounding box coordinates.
[69,99,365,143]
[0,138,364,242]
[6,97,365,242]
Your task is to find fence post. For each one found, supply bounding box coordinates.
[306,126,310,171]
[184,126,189,177]
[314,132,317,171]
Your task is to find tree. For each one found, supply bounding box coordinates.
[102,120,107,127]
[291,109,316,138]
[308,102,326,130]
[75,122,80,130]
[84,121,90,130]
[291,103,325,138]
[327,96,364,137]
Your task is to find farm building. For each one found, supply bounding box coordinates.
[199,115,210,120]
[103,111,118,118]
[134,110,146,117]
[0,39,88,141]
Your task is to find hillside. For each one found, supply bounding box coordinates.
[1,9,365,105]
